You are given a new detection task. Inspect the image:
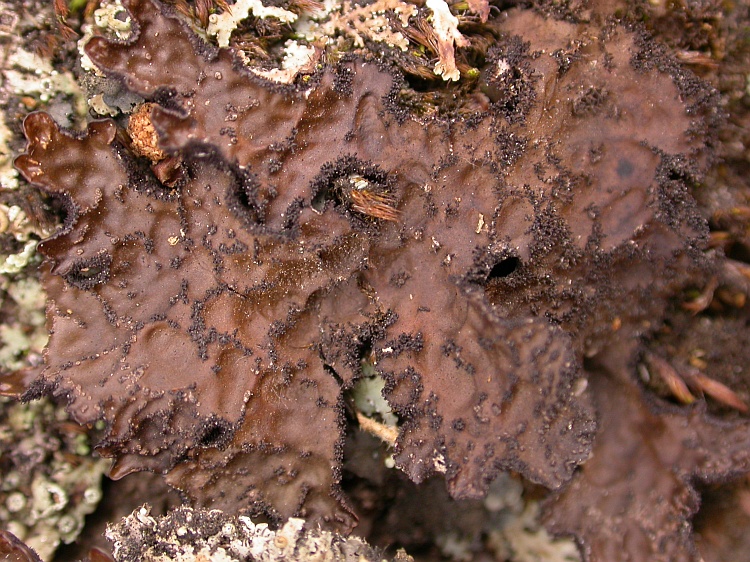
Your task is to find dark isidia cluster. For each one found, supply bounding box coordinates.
[13,0,750,559]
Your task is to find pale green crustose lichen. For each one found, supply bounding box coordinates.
[0,397,110,561]
[0,204,45,274]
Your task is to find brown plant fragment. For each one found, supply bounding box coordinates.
[12,0,744,555]
[645,352,696,405]
[687,371,748,413]
[645,352,748,412]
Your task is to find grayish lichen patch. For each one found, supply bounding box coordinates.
[0,266,105,560]
[2,49,82,107]
[303,0,417,53]
[0,276,46,369]
[430,473,581,562]
[0,204,45,274]
[0,110,16,190]
[107,505,414,562]
[351,375,398,429]
[0,397,109,561]
[484,476,580,562]
[0,3,85,131]
[77,0,143,116]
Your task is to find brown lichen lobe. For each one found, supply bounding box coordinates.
[545,344,750,562]
[16,109,361,529]
[12,0,750,557]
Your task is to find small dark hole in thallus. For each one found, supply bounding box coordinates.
[488,256,520,280]
[198,419,232,448]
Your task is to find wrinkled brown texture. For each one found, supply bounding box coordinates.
[12,0,750,558]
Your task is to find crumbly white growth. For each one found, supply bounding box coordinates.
[0,240,36,274]
[205,0,468,85]
[352,375,400,448]
[94,0,133,38]
[107,505,412,562]
[78,0,142,117]
[249,41,319,84]
[436,532,474,562]
[292,0,337,40]
[0,113,17,189]
[208,0,299,48]
[4,49,82,104]
[0,277,46,370]
[425,0,469,81]
[314,0,416,52]
[87,93,119,116]
[1,47,83,137]
[0,205,46,274]
[78,0,132,76]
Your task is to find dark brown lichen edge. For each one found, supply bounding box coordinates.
[12,0,750,557]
